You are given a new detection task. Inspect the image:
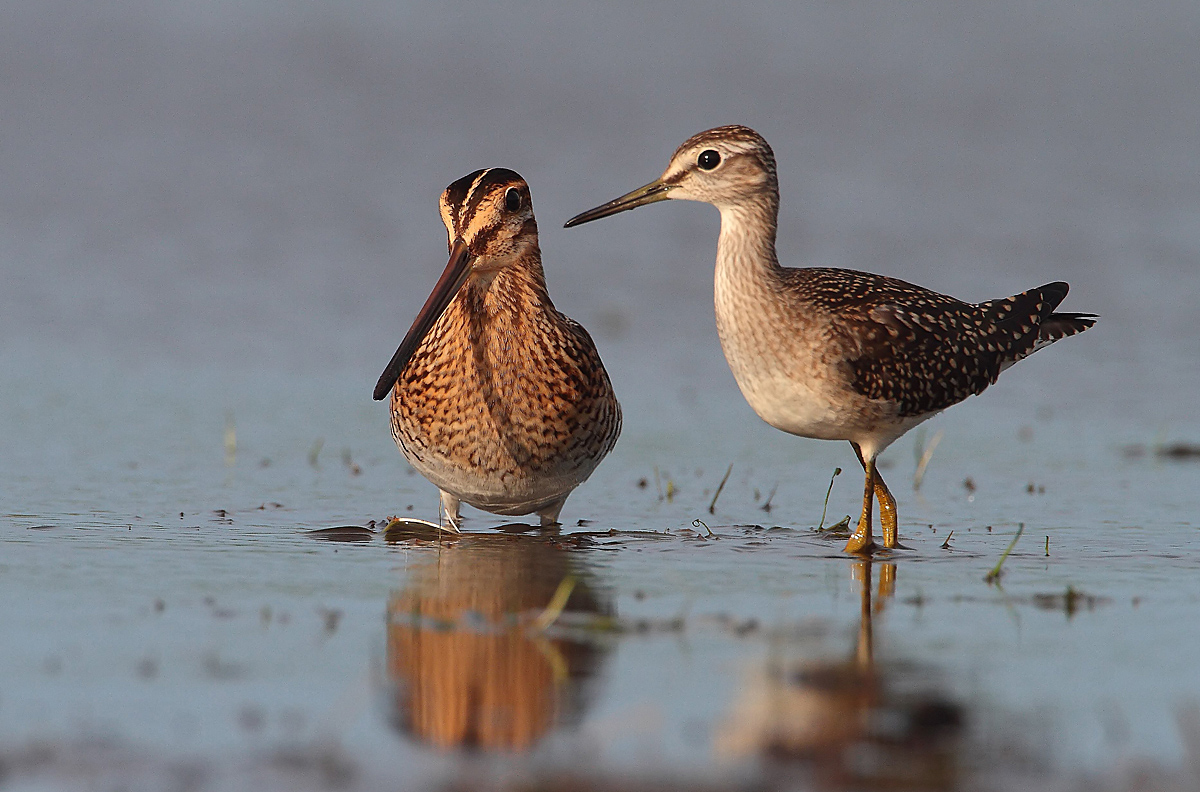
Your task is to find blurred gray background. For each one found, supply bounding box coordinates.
[2,0,1197,429]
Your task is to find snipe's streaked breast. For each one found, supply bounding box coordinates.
[374,168,620,530]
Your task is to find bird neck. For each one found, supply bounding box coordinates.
[709,186,792,398]
[714,189,782,300]
[464,248,554,319]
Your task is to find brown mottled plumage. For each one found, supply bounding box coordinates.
[566,125,1094,554]
[374,168,620,529]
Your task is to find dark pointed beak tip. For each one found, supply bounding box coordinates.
[563,180,673,230]
[372,238,473,403]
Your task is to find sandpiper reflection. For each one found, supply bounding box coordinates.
[720,561,964,789]
[385,532,612,751]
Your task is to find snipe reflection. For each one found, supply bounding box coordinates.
[385,532,612,752]
[721,561,964,790]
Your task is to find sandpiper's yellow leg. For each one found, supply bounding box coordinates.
[874,474,902,549]
[844,443,877,554]
[847,444,904,552]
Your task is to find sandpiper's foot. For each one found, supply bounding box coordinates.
[875,477,909,549]
[844,515,878,555]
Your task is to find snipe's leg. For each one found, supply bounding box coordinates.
[844,442,877,554]
[537,497,567,528]
[438,491,463,534]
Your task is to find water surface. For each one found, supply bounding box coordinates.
[2,1,1199,789]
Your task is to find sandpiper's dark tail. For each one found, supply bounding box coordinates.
[995,281,1096,371]
[1035,281,1097,345]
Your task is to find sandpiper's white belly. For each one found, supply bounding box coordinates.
[721,338,934,457]
[733,366,864,441]
[714,244,930,457]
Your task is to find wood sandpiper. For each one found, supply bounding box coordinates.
[565,126,1094,554]
[375,168,621,530]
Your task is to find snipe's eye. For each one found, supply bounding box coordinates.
[504,188,522,212]
[697,149,721,170]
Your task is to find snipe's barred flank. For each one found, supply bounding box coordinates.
[375,168,620,531]
[566,125,1094,554]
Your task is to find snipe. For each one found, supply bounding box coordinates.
[375,168,621,530]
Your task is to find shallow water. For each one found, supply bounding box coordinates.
[3,1,1200,790]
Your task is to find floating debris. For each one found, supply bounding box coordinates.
[382,517,445,542]
[816,515,852,536]
[692,518,717,539]
[307,525,375,542]
[494,521,542,534]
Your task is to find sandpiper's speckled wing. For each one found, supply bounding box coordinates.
[784,268,1095,417]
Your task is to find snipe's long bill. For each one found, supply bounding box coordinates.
[375,168,621,531]
[566,126,1095,554]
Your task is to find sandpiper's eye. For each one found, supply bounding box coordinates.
[505,188,522,212]
[697,149,721,170]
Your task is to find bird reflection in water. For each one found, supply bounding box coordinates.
[384,532,612,751]
[719,561,964,790]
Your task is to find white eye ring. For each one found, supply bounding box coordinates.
[697,149,721,170]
